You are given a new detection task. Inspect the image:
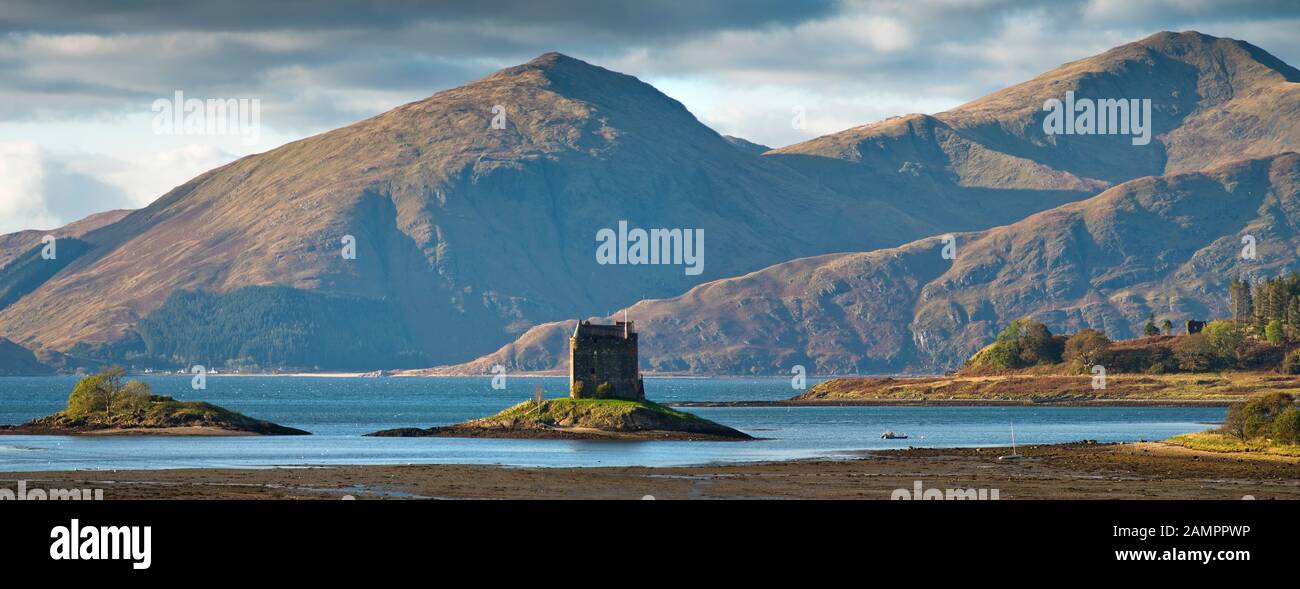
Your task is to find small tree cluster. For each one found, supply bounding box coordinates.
[1063,328,1111,369]
[972,318,1065,370]
[1232,273,1300,342]
[65,367,154,420]
[1221,391,1298,443]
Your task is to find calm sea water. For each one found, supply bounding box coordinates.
[0,376,1222,471]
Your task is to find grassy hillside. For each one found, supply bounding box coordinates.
[796,372,1300,404]
[435,153,1300,376]
[134,286,430,370]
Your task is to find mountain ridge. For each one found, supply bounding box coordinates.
[4,31,1300,373]
[425,151,1300,376]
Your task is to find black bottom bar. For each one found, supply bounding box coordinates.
[3,500,1288,578]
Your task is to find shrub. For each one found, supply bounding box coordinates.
[1015,320,1062,365]
[1266,320,1285,346]
[1242,392,1295,439]
[965,319,1060,372]
[1283,349,1300,375]
[596,382,613,398]
[65,367,125,417]
[1221,403,1246,439]
[108,380,153,418]
[1203,320,1245,366]
[1237,340,1284,370]
[1063,329,1110,368]
[1143,348,1176,374]
[1274,407,1300,445]
[570,380,584,397]
[1174,333,1216,372]
[65,367,156,420]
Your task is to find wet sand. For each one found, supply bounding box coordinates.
[2,442,1297,500]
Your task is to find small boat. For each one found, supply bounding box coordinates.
[998,422,1023,461]
[880,431,908,439]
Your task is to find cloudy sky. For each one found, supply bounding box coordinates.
[2,0,1298,233]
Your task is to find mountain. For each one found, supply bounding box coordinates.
[418,31,1300,376]
[0,338,54,375]
[5,32,1299,372]
[432,152,1300,375]
[769,31,1300,224]
[0,53,985,370]
[0,209,131,269]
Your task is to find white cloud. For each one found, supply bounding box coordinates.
[0,141,57,233]
[0,141,237,235]
[90,144,238,206]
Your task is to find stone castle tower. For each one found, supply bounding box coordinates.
[569,320,644,401]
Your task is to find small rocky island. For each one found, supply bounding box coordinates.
[1,368,308,436]
[369,320,751,441]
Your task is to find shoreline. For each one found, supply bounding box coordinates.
[0,425,286,436]
[3,441,1296,499]
[667,399,1237,407]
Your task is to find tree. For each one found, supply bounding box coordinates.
[108,380,152,418]
[1242,392,1295,439]
[1143,314,1159,337]
[1203,320,1245,366]
[1230,279,1253,323]
[969,319,1060,371]
[1174,333,1215,372]
[1161,319,1173,336]
[1284,349,1300,375]
[1063,329,1110,368]
[65,367,125,416]
[1222,403,1246,439]
[1266,319,1284,345]
[1274,407,1300,445]
[1014,320,1061,365]
[64,367,156,420]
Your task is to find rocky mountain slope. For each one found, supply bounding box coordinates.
[0,209,130,269]
[4,32,1299,372]
[0,337,54,375]
[772,31,1300,198]
[0,51,1101,370]
[434,152,1300,375]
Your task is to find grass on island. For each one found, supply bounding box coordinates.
[367,396,751,439]
[474,397,717,428]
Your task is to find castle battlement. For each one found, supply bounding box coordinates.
[569,320,643,401]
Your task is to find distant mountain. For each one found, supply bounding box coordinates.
[0,209,130,269]
[769,31,1300,227]
[432,152,1300,375]
[5,31,1300,372]
[721,135,771,155]
[0,338,53,376]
